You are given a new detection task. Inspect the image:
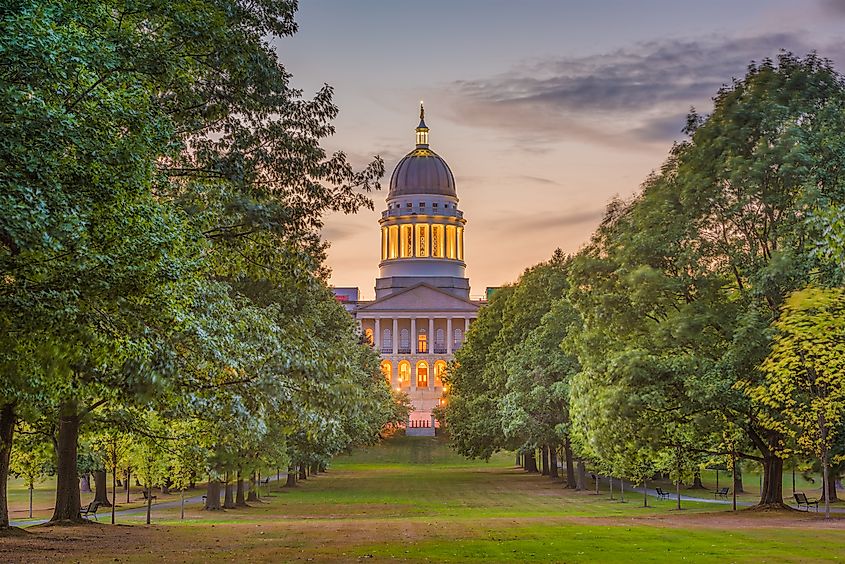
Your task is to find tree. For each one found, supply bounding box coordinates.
[745,287,845,518]
[9,431,53,519]
[567,52,845,507]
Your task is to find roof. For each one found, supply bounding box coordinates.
[388,148,457,199]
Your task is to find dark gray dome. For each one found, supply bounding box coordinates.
[388,147,456,199]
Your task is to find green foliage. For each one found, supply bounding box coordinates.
[747,287,845,460]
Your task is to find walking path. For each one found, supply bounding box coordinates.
[10,474,287,528]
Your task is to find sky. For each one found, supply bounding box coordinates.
[275,0,845,299]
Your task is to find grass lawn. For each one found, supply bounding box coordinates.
[3,435,845,563]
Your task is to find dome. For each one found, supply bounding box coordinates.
[388,147,457,199]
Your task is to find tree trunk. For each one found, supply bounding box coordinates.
[525,451,538,473]
[204,479,222,510]
[93,469,111,507]
[235,471,247,506]
[643,478,648,507]
[564,436,576,489]
[298,465,307,480]
[111,466,117,524]
[676,480,682,510]
[145,486,152,525]
[758,454,784,506]
[515,453,522,467]
[691,471,705,489]
[125,467,131,504]
[820,467,838,502]
[609,476,614,500]
[549,446,559,479]
[733,464,744,494]
[80,473,92,493]
[50,405,83,523]
[247,472,259,502]
[285,466,296,488]
[576,460,586,491]
[823,454,831,519]
[223,471,235,508]
[620,478,625,502]
[0,403,15,528]
[540,446,549,476]
[310,463,319,475]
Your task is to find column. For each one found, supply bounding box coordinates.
[464,318,469,334]
[392,318,398,355]
[411,318,417,353]
[428,318,434,354]
[446,318,453,355]
[374,318,381,351]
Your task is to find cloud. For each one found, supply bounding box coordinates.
[820,0,845,16]
[449,33,834,147]
[498,208,606,235]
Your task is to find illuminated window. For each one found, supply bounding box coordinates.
[434,360,447,387]
[381,227,388,260]
[382,328,392,349]
[416,361,429,388]
[364,328,374,346]
[457,226,464,261]
[431,224,444,257]
[380,360,392,384]
[432,203,438,208]
[415,224,429,257]
[400,224,413,257]
[399,361,411,387]
[446,225,457,259]
[388,225,399,259]
[417,329,427,354]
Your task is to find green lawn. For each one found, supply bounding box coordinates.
[4,435,845,563]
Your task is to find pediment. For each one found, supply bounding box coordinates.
[357,283,479,313]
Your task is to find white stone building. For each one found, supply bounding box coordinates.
[334,106,481,436]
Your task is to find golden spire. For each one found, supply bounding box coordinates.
[415,101,429,147]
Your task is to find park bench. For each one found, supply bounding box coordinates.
[655,487,670,500]
[794,492,819,511]
[260,476,270,486]
[142,489,157,504]
[714,487,729,499]
[80,500,101,521]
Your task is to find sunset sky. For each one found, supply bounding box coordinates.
[276,0,845,299]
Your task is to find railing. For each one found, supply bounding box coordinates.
[397,347,411,354]
[433,346,447,354]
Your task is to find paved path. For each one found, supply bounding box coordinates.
[11,473,288,528]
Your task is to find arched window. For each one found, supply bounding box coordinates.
[364,328,374,346]
[400,329,410,352]
[454,328,463,347]
[398,361,411,387]
[417,328,427,353]
[380,360,392,385]
[416,361,429,388]
[434,360,447,387]
[435,328,445,346]
[382,328,392,349]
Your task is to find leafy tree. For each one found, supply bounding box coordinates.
[567,52,845,507]
[745,287,845,518]
[9,430,54,518]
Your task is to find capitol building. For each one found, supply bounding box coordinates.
[334,106,481,436]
